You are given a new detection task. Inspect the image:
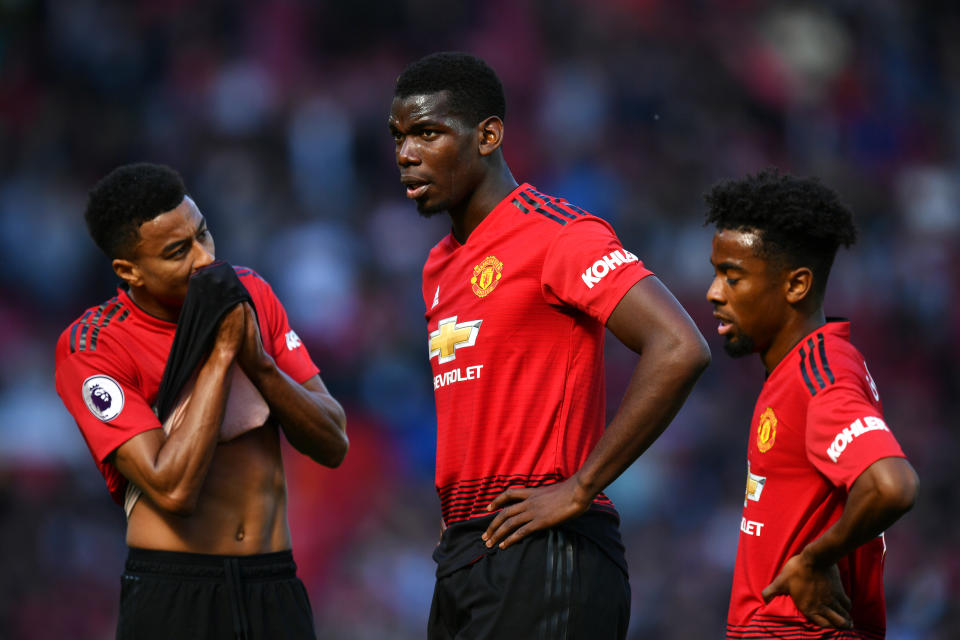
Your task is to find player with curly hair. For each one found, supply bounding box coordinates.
[705,169,918,638]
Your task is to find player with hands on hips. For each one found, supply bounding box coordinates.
[391,51,711,639]
[705,168,918,639]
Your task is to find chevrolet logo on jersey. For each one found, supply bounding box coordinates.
[429,316,482,364]
[744,461,766,506]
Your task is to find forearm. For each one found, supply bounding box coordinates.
[119,349,236,514]
[245,360,348,466]
[800,457,918,568]
[574,338,709,501]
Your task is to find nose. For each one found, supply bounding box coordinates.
[192,240,215,270]
[706,275,724,305]
[396,137,419,167]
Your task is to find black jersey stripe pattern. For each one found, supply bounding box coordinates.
[233,265,265,281]
[817,333,835,384]
[799,332,836,397]
[511,188,587,226]
[438,474,616,524]
[727,614,885,639]
[799,347,818,396]
[70,297,128,353]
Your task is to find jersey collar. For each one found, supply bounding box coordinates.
[766,318,850,379]
[116,287,178,328]
[443,183,533,250]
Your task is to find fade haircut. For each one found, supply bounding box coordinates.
[704,168,857,298]
[84,162,187,259]
[394,51,506,126]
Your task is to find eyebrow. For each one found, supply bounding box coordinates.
[712,260,746,272]
[161,218,206,254]
[391,115,447,132]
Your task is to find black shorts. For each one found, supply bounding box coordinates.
[117,547,315,640]
[428,527,631,640]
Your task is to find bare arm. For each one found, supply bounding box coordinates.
[237,303,348,467]
[762,456,919,628]
[483,277,711,548]
[111,304,245,516]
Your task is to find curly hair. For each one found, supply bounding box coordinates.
[84,162,187,259]
[704,168,857,296]
[394,51,506,126]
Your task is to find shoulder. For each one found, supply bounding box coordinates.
[511,185,608,235]
[56,295,136,364]
[794,325,871,399]
[233,264,269,287]
[233,265,276,300]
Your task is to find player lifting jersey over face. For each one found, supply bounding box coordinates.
[389,51,712,639]
[54,163,348,640]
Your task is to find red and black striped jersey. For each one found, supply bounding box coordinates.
[726,321,906,639]
[54,267,319,505]
[421,183,652,527]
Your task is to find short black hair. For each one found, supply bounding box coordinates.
[394,51,506,126]
[84,162,187,259]
[704,168,857,296]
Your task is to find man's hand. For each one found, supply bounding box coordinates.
[762,553,853,629]
[237,303,273,377]
[212,304,246,360]
[482,477,591,550]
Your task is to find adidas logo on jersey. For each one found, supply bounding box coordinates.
[581,249,639,289]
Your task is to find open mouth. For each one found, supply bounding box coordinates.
[401,178,429,199]
[714,314,735,336]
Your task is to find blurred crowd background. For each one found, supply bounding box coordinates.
[1,1,957,638]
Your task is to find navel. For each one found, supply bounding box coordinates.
[235,525,245,541]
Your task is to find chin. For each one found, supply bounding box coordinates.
[416,199,447,218]
[722,334,755,358]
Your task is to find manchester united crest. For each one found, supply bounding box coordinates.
[756,407,777,453]
[471,256,503,298]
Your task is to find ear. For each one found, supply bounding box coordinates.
[112,258,142,288]
[784,267,814,305]
[477,116,504,156]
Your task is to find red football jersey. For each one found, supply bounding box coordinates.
[54,267,319,504]
[422,183,652,526]
[726,321,907,639]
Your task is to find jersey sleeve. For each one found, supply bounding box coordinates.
[54,333,161,464]
[540,217,653,324]
[243,271,320,384]
[805,372,906,491]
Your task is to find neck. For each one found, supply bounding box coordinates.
[761,307,826,373]
[448,163,518,244]
[127,287,181,323]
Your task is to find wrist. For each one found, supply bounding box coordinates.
[571,471,599,507]
[241,353,277,384]
[799,542,835,570]
[208,345,239,367]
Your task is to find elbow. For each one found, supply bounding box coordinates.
[674,330,712,381]
[691,337,712,376]
[319,418,349,468]
[319,432,349,468]
[877,463,920,517]
[154,490,200,517]
[329,437,349,468]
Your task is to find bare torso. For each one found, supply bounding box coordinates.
[126,423,291,554]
